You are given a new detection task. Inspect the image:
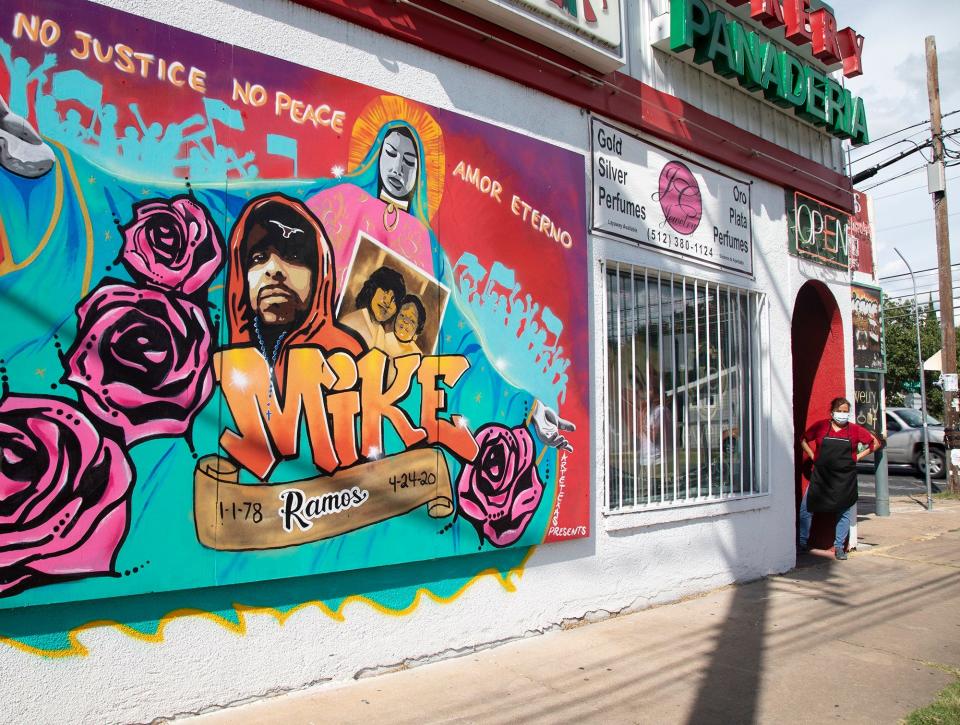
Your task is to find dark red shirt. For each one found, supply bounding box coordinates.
[804,419,875,461]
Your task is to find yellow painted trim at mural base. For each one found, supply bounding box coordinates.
[0,549,535,659]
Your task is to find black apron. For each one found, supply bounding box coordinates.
[807,435,858,513]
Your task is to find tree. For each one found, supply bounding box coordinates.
[883,295,949,417]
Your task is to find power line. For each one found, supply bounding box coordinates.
[883,272,959,286]
[852,140,934,184]
[884,283,957,297]
[885,292,960,303]
[850,128,932,166]
[883,278,957,295]
[886,307,960,318]
[855,120,930,151]
[882,275,957,288]
[853,128,960,186]
[885,300,954,309]
[884,290,953,302]
[882,281,954,296]
[864,159,960,191]
[884,288,957,299]
[881,269,959,283]
[879,263,960,281]
[855,108,960,152]
[871,172,960,201]
[861,164,926,191]
[885,295,960,310]
[885,304,960,320]
[876,210,960,233]
[882,273,958,287]
[883,281,956,294]
[886,291,952,304]
[884,297,944,306]
[885,306,960,327]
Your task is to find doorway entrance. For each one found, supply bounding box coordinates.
[792,281,846,550]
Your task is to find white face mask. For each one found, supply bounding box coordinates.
[832,411,850,425]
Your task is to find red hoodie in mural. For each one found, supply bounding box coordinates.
[219,194,370,479]
[226,193,362,386]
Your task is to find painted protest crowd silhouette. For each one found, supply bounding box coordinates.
[0,39,294,179]
[0,43,573,406]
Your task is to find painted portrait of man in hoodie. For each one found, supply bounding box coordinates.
[226,193,363,388]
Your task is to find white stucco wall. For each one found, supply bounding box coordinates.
[0,1,855,722]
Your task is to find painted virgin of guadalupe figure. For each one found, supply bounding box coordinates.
[305,96,577,480]
[305,95,443,287]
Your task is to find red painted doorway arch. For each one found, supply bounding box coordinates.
[792,281,847,550]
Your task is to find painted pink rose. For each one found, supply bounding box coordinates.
[457,424,544,548]
[0,396,133,597]
[64,282,214,445]
[121,195,223,295]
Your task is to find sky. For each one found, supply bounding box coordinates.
[842,1,960,311]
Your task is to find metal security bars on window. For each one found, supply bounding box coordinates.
[605,263,766,511]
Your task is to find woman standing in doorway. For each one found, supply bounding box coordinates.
[799,397,881,560]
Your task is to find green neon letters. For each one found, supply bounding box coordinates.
[670,0,869,144]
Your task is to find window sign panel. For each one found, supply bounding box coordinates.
[0,0,590,608]
[854,372,882,436]
[438,0,625,71]
[591,117,754,276]
[852,284,884,372]
[849,191,875,277]
[508,0,622,50]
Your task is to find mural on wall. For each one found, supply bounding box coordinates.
[848,191,874,277]
[0,0,589,608]
[851,284,884,372]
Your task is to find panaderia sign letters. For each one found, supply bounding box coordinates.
[660,0,869,144]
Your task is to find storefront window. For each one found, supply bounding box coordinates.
[605,263,766,511]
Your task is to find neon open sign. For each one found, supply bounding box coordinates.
[787,190,850,270]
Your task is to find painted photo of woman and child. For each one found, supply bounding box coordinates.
[337,234,448,360]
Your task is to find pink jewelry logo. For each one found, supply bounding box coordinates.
[654,161,702,235]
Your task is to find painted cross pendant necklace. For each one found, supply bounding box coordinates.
[253,316,287,421]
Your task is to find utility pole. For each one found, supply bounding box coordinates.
[926,36,959,493]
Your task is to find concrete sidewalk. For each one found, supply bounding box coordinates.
[187,497,960,725]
